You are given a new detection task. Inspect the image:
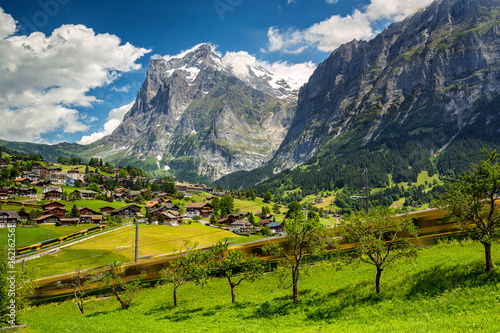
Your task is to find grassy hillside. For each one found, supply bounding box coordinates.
[18,238,500,332]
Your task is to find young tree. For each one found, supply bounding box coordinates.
[435,148,500,272]
[134,194,143,204]
[261,225,272,237]
[220,195,234,217]
[248,212,256,226]
[260,206,270,219]
[209,213,217,225]
[263,191,273,203]
[68,204,80,218]
[209,243,265,303]
[158,213,165,225]
[159,241,209,307]
[264,211,333,303]
[286,201,301,218]
[339,206,418,294]
[97,262,145,309]
[211,197,220,217]
[272,203,280,214]
[72,266,88,314]
[143,187,153,201]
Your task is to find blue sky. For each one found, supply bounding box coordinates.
[0,0,433,144]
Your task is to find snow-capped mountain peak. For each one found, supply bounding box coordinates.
[155,44,315,101]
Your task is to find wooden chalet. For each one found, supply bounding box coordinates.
[0,189,9,199]
[2,187,18,196]
[111,204,141,218]
[217,218,232,225]
[42,185,62,194]
[258,219,272,227]
[43,190,62,200]
[35,214,60,224]
[77,207,99,216]
[18,188,37,198]
[99,206,115,215]
[42,201,65,210]
[57,218,79,226]
[231,220,254,234]
[31,180,48,187]
[149,204,180,217]
[91,215,103,224]
[14,177,31,186]
[17,210,30,222]
[156,211,182,226]
[268,222,284,234]
[43,207,67,219]
[74,190,97,200]
[0,210,20,227]
[184,203,213,218]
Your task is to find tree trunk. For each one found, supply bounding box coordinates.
[173,287,178,307]
[485,242,493,272]
[375,266,383,294]
[114,291,128,309]
[292,268,299,304]
[231,283,236,304]
[75,297,84,314]
[74,290,84,314]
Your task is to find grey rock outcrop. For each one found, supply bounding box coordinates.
[271,0,500,172]
[97,44,296,180]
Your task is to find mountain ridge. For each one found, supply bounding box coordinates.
[215,0,500,191]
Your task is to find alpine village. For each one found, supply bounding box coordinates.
[1,0,500,332]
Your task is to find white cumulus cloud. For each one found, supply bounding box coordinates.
[222,51,316,91]
[266,0,434,53]
[77,102,134,145]
[0,8,150,142]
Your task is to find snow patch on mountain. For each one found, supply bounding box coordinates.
[154,44,315,101]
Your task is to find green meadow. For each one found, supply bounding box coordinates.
[0,224,97,248]
[18,238,500,332]
[21,223,261,278]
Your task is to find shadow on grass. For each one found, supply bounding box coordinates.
[156,307,204,322]
[305,283,383,321]
[306,261,500,321]
[246,288,324,320]
[144,302,175,316]
[406,261,500,299]
[85,308,122,318]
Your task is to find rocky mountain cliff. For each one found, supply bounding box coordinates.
[217,0,500,189]
[92,44,296,181]
[270,0,500,172]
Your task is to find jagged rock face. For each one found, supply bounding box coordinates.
[272,0,500,172]
[101,44,296,180]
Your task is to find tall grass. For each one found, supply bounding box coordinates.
[18,239,500,332]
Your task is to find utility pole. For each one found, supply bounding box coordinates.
[135,219,139,263]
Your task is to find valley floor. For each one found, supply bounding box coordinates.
[18,238,500,332]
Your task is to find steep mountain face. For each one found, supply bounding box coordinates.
[215,0,500,191]
[270,0,500,172]
[94,44,296,181]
